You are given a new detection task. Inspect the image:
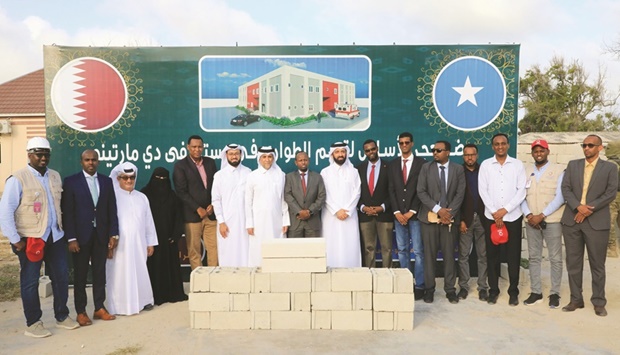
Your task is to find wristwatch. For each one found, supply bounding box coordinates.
[111,235,119,240]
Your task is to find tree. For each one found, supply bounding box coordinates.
[518,56,619,134]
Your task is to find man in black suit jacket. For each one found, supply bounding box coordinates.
[357,139,393,268]
[388,132,427,299]
[62,150,119,326]
[284,151,326,238]
[173,135,218,269]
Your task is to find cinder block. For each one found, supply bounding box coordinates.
[188,292,230,311]
[190,311,210,329]
[311,291,352,310]
[210,267,253,293]
[312,310,331,330]
[373,311,394,331]
[391,268,414,293]
[311,271,331,291]
[353,291,372,310]
[210,311,252,330]
[271,311,311,330]
[249,292,291,311]
[271,273,311,292]
[371,268,393,293]
[373,293,414,312]
[190,267,215,293]
[262,237,326,258]
[394,311,414,330]
[292,292,311,311]
[39,276,52,298]
[331,268,372,291]
[252,270,270,293]
[253,311,271,330]
[331,310,372,330]
[262,257,327,273]
[230,293,250,311]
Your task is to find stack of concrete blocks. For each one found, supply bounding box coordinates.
[188,238,414,330]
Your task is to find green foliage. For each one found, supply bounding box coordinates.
[519,56,620,133]
[263,115,320,127]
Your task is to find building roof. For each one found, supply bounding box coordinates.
[0,69,45,115]
[519,132,620,145]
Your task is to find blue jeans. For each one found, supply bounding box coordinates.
[394,219,424,289]
[13,236,70,326]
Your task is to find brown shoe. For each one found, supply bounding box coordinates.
[561,301,585,312]
[594,306,608,317]
[76,312,92,326]
[93,308,116,321]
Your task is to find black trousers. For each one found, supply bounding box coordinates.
[73,230,108,313]
[483,216,523,297]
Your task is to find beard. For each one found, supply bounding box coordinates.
[228,159,241,167]
[334,156,346,165]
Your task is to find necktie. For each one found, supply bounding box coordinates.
[581,163,594,204]
[301,172,307,196]
[87,175,98,205]
[369,164,376,196]
[402,159,408,184]
[439,165,447,207]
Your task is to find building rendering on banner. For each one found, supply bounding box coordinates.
[237,65,356,119]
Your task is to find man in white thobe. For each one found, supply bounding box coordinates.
[212,144,252,267]
[321,142,362,267]
[106,162,158,316]
[245,146,290,267]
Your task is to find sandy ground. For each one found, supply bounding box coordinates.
[1,247,619,355]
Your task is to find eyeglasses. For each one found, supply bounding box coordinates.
[34,153,50,158]
[431,149,447,153]
[581,143,599,149]
[398,141,412,146]
[119,175,136,181]
[364,147,378,153]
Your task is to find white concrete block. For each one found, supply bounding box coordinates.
[230,293,250,311]
[38,276,52,298]
[210,267,253,293]
[261,237,326,258]
[371,268,393,293]
[189,266,215,293]
[311,310,331,330]
[291,292,311,311]
[251,270,270,293]
[373,293,414,312]
[253,311,271,330]
[249,293,291,311]
[331,268,372,291]
[190,311,210,329]
[311,271,331,291]
[262,257,327,273]
[188,292,230,312]
[392,268,414,293]
[271,311,312,330]
[209,311,252,330]
[331,310,373,330]
[311,292,352,310]
[394,311,414,330]
[353,291,372,310]
[373,311,394,331]
[270,272,312,292]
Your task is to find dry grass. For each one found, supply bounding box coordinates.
[0,263,20,302]
[106,345,143,355]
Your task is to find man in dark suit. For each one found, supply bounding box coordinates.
[357,139,393,268]
[62,149,119,326]
[561,134,618,317]
[417,141,465,304]
[173,135,218,269]
[284,151,326,238]
[388,132,427,299]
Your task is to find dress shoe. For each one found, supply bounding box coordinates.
[478,289,488,301]
[414,288,425,301]
[423,290,434,304]
[447,292,459,304]
[487,293,498,305]
[93,308,116,321]
[77,312,92,326]
[509,295,519,306]
[142,303,154,311]
[594,306,608,317]
[457,288,468,300]
[561,301,585,312]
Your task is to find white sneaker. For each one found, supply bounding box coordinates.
[25,321,52,338]
[56,316,80,330]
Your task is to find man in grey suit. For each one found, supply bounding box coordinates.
[284,151,326,238]
[417,141,465,304]
[561,134,618,317]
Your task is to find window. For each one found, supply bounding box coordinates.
[334,89,338,94]
[275,84,279,92]
[309,104,314,111]
[309,86,313,93]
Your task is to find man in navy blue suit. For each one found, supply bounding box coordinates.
[62,150,119,326]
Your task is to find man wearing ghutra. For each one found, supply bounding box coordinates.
[320,142,362,267]
[245,146,290,267]
[212,144,252,267]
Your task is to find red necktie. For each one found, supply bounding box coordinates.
[402,159,408,183]
[301,172,307,196]
[369,164,376,196]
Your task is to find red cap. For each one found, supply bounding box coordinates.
[490,224,509,246]
[531,139,549,150]
[26,238,45,262]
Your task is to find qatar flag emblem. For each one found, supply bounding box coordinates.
[51,57,127,132]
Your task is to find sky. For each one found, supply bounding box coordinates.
[1,0,620,114]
